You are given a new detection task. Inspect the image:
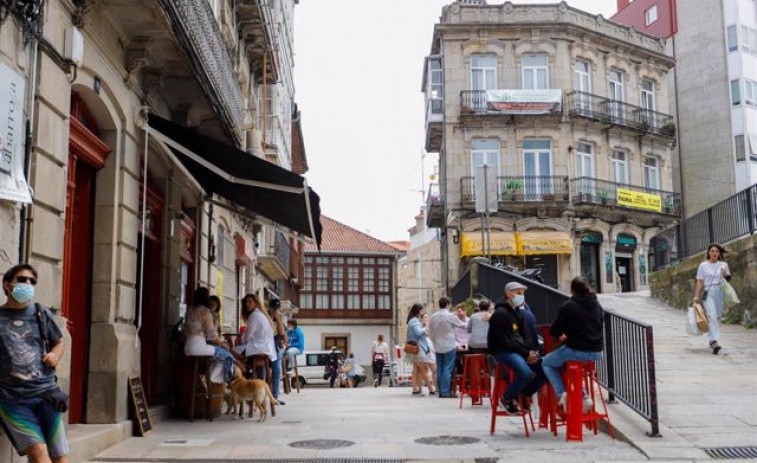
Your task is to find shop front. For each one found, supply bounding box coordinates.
[580,231,603,293]
[615,233,638,292]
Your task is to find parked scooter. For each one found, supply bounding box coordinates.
[494,263,545,284]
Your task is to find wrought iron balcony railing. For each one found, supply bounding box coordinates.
[460,176,570,203]
[567,91,675,137]
[460,90,489,114]
[570,177,681,216]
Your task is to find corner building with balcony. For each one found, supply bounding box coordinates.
[423,1,679,294]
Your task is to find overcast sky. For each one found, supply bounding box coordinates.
[294,1,618,243]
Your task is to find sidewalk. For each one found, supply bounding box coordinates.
[598,291,757,461]
[83,291,757,463]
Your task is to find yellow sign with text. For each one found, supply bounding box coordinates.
[460,232,517,257]
[515,231,573,255]
[616,188,662,212]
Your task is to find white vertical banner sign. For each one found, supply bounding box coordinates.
[0,63,32,203]
[474,164,497,214]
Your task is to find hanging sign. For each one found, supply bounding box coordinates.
[0,63,32,203]
[616,188,662,212]
[486,89,562,114]
[516,231,573,255]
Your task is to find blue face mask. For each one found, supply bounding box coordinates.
[12,283,35,303]
[513,295,525,307]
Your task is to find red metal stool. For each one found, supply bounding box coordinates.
[490,364,535,437]
[459,353,490,408]
[564,361,613,442]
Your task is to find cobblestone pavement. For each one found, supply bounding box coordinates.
[85,291,757,463]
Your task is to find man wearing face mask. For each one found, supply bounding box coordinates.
[0,264,69,463]
[487,281,545,416]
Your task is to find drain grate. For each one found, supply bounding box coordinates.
[414,435,481,446]
[705,447,757,459]
[288,439,355,450]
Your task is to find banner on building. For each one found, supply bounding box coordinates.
[0,63,32,204]
[486,89,562,115]
[515,231,572,255]
[616,188,662,212]
[460,231,517,257]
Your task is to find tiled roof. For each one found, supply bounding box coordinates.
[305,216,401,254]
[389,241,410,252]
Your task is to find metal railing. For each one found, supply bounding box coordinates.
[274,231,290,273]
[652,183,757,264]
[460,176,570,203]
[571,177,682,216]
[567,91,675,137]
[452,261,660,436]
[460,90,489,114]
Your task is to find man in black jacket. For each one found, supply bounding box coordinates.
[488,281,545,415]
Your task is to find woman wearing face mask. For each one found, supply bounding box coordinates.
[541,276,604,417]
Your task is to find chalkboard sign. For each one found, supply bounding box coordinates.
[128,377,153,436]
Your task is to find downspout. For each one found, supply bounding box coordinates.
[136,115,150,347]
[19,27,40,263]
[262,52,267,149]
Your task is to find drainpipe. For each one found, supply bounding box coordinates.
[19,28,40,263]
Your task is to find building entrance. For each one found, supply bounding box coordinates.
[616,256,633,293]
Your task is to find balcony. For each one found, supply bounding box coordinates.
[460,176,570,211]
[258,231,291,281]
[460,89,563,116]
[425,98,444,152]
[567,91,675,137]
[426,183,445,228]
[571,177,681,222]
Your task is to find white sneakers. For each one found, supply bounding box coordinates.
[557,392,594,414]
[286,370,295,378]
[582,397,594,413]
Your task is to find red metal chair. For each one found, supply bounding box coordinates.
[490,363,535,437]
[564,361,613,442]
[459,353,490,408]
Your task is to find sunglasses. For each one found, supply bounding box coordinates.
[14,276,37,285]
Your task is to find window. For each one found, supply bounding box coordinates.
[643,157,660,190]
[331,267,343,292]
[362,267,375,292]
[428,58,443,114]
[741,26,757,52]
[470,54,497,91]
[315,294,329,309]
[300,293,312,310]
[732,79,741,105]
[641,79,656,111]
[347,267,359,291]
[735,134,746,161]
[523,139,552,197]
[645,5,658,26]
[471,139,500,174]
[611,150,629,185]
[576,142,595,196]
[522,54,548,90]
[745,80,756,105]
[316,265,328,291]
[608,70,625,119]
[574,60,591,93]
[378,267,390,292]
[216,226,225,268]
[728,25,738,52]
[331,294,344,309]
[303,266,312,291]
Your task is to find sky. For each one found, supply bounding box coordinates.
[294,0,617,243]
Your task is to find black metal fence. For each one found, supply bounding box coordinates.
[452,261,660,436]
[571,177,682,217]
[567,90,675,137]
[652,183,757,266]
[460,176,570,204]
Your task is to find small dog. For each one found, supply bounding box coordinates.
[226,369,279,421]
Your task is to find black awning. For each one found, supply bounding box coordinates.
[147,115,322,246]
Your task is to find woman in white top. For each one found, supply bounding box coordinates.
[183,287,236,383]
[370,334,389,387]
[692,243,732,354]
[233,294,277,377]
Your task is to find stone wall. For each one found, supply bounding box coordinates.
[649,234,757,328]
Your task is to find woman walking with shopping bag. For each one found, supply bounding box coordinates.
[692,244,732,354]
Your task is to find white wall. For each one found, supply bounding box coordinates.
[300,324,392,366]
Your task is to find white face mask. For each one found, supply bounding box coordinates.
[512,295,525,307]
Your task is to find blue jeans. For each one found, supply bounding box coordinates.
[435,349,457,395]
[542,345,602,397]
[271,352,283,399]
[284,347,301,370]
[493,351,546,402]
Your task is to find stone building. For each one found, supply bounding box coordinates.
[423,1,678,294]
[0,0,319,460]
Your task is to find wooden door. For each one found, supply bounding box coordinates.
[324,336,349,355]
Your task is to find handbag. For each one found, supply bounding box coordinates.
[723,281,740,308]
[686,306,703,336]
[35,304,70,413]
[693,302,708,332]
[403,341,419,355]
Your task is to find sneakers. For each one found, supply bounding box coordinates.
[286,370,295,378]
[556,392,567,420]
[374,378,378,387]
[499,398,521,415]
[582,397,594,414]
[709,341,722,355]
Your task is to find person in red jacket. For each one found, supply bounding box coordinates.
[542,276,604,416]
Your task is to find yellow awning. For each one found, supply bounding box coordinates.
[515,231,573,255]
[460,232,517,257]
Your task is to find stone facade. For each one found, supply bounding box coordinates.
[423,1,678,294]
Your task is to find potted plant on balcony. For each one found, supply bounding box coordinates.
[504,179,524,201]
[661,122,676,136]
[663,199,675,214]
[596,190,611,204]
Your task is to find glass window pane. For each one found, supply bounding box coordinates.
[523,139,550,150]
[539,152,551,176]
[537,69,547,89]
[331,294,344,309]
[732,80,741,105]
[736,135,746,161]
[300,293,312,309]
[523,54,546,66]
[486,70,496,89]
[472,139,499,151]
[728,25,738,51]
[524,152,535,176]
[362,295,375,309]
[524,69,534,89]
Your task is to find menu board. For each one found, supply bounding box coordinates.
[128,377,153,436]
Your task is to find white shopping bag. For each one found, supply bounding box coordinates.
[686,306,703,336]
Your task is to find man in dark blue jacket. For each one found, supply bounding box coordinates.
[488,281,545,415]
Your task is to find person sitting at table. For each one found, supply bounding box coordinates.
[467,299,493,355]
[233,293,276,380]
[542,276,604,417]
[183,287,235,383]
[285,319,305,375]
[488,282,545,415]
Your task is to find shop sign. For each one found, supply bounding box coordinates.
[515,231,572,255]
[485,89,562,115]
[617,188,662,212]
[460,232,517,257]
[616,234,637,252]
[0,63,32,203]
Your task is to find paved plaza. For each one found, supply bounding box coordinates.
[83,291,757,463]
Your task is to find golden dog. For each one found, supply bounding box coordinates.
[226,370,278,421]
